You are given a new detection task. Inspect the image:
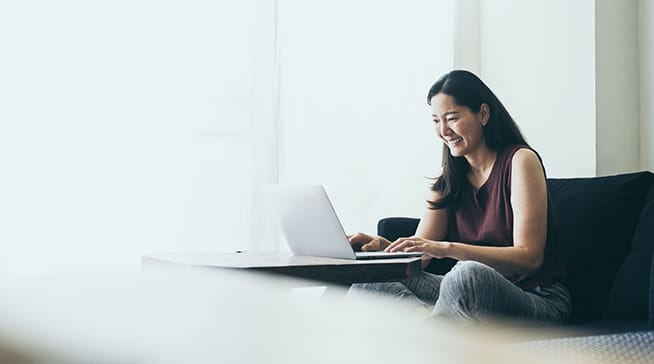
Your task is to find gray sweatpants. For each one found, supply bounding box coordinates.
[350,260,571,323]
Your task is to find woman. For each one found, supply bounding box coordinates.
[349,70,570,323]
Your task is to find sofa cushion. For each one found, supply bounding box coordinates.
[547,172,653,323]
[606,184,654,319]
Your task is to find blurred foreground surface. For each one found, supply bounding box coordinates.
[0,268,620,363]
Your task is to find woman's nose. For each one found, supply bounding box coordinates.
[439,122,451,136]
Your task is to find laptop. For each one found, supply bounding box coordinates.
[271,185,423,260]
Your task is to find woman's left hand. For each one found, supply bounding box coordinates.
[385,236,450,259]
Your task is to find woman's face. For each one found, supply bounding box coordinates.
[430,93,488,157]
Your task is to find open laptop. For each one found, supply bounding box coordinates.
[271,185,423,260]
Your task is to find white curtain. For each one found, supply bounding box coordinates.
[0,0,454,275]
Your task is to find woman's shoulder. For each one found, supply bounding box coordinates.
[508,146,547,184]
[512,147,540,164]
[500,144,532,156]
[496,145,544,181]
[500,145,541,166]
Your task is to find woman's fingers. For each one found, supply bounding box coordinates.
[348,233,391,252]
[386,236,428,252]
[386,237,414,252]
[361,239,382,252]
[388,242,413,252]
[348,233,370,251]
[360,242,378,252]
[385,237,403,251]
[404,244,427,252]
[348,232,372,244]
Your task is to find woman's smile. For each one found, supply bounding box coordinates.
[446,137,464,148]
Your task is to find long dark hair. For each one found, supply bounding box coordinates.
[427,70,530,209]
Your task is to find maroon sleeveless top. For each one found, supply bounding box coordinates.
[447,145,566,290]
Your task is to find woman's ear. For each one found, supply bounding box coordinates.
[480,103,490,126]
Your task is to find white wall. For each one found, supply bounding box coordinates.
[595,0,640,175]
[453,0,481,73]
[640,0,654,172]
[479,0,596,178]
[477,0,653,177]
[276,0,454,236]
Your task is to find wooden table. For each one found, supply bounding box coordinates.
[142,251,423,285]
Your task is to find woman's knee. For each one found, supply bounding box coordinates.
[349,281,415,300]
[434,261,504,319]
[442,261,498,293]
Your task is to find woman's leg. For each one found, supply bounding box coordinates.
[433,261,571,323]
[349,271,443,309]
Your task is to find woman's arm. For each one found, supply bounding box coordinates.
[414,191,448,269]
[388,149,548,278]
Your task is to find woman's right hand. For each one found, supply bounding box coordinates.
[347,232,391,252]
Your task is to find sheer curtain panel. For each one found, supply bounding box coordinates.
[0,0,455,275]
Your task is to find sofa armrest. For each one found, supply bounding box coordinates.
[377,217,420,241]
[377,217,456,275]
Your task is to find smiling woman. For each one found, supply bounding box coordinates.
[431,94,489,159]
[349,70,571,324]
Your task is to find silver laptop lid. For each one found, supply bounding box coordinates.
[271,185,357,260]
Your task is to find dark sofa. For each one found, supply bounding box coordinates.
[377,171,654,334]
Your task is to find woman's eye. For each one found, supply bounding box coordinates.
[447,118,457,123]
[433,119,440,124]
